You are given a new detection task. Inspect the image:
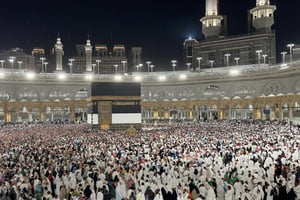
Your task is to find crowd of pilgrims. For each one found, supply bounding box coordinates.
[0,121,300,200]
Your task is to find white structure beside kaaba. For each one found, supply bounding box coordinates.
[87,82,141,130]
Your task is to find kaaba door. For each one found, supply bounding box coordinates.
[98,101,112,130]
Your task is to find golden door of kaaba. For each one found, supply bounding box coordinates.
[98,101,112,130]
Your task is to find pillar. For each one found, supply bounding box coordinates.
[279,107,283,121]
[28,112,33,122]
[254,108,261,120]
[289,107,293,120]
[218,109,224,120]
[161,109,164,119]
[262,108,266,120]
[71,109,75,122]
[269,109,273,120]
[5,111,11,123]
[16,112,19,123]
[82,111,86,121]
[40,112,45,122]
[153,110,158,119]
[164,110,169,120]
[189,110,193,120]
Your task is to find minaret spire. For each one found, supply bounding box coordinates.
[250,0,276,33]
[85,35,92,72]
[55,35,63,71]
[200,0,223,40]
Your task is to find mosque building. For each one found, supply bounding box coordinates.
[1,0,300,126]
[184,0,276,69]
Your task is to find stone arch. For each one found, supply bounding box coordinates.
[19,106,30,122]
[262,80,285,96]
[152,89,174,101]
[17,87,39,101]
[10,108,18,123]
[210,104,218,120]
[177,88,194,100]
[202,85,224,99]
[232,84,254,98]
[51,106,71,122]
[48,88,72,101]
[75,106,86,122]
[32,107,40,121]
[231,104,243,120]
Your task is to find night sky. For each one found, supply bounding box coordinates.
[0,0,299,70]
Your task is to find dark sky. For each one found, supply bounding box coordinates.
[0,0,299,70]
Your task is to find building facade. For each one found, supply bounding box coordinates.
[0,61,300,124]
[69,39,142,74]
[32,48,45,73]
[0,48,35,71]
[184,0,276,70]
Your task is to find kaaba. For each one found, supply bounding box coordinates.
[87,82,141,130]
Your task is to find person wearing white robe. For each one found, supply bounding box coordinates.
[115,180,127,200]
[177,189,189,200]
[136,189,145,200]
[153,189,163,200]
[96,188,104,200]
[294,184,300,200]
[224,184,234,200]
[251,187,264,200]
[90,189,96,200]
[233,180,242,200]
[205,183,216,200]
[240,188,252,200]
[54,176,62,197]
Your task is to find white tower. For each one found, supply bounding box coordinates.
[55,36,63,71]
[132,47,142,67]
[250,0,276,32]
[200,0,223,40]
[85,37,92,72]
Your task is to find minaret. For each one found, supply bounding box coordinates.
[200,0,223,40]
[250,0,276,33]
[85,37,92,72]
[132,47,142,67]
[55,35,63,71]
